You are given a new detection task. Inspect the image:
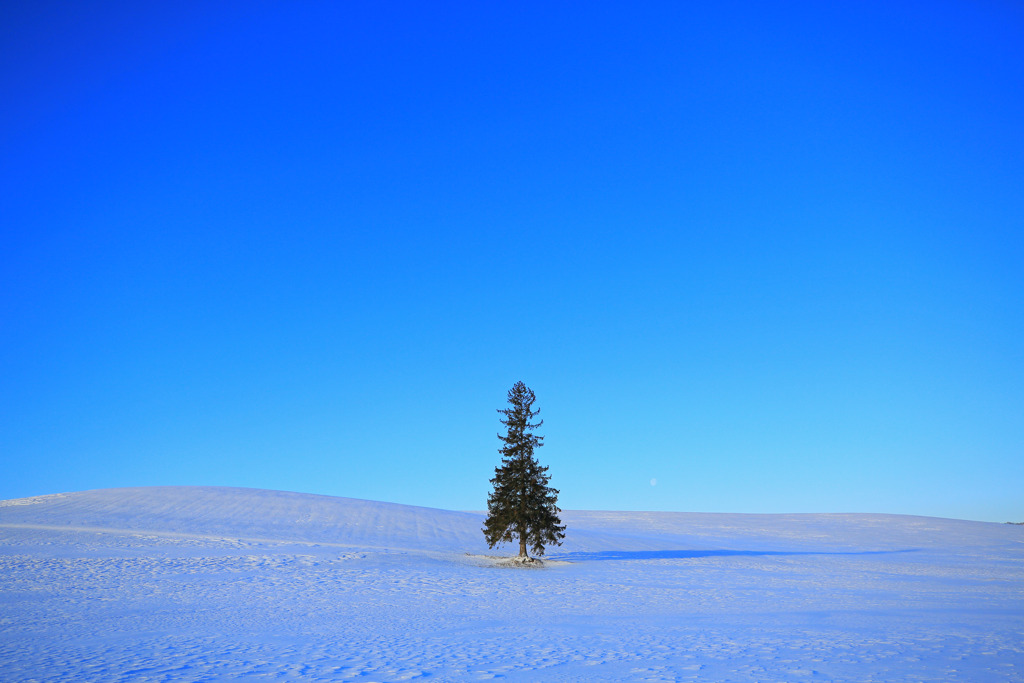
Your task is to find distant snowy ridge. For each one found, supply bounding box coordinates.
[0,486,489,553]
[0,493,67,507]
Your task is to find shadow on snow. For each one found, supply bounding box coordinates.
[547,548,921,562]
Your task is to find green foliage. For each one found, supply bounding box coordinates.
[483,381,565,557]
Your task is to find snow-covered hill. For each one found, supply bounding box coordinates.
[2,487,1022,681]
[0,486,488,553]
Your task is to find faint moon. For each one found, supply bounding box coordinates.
[650,478,657,486]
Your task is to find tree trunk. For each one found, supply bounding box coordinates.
[519,528,528,558]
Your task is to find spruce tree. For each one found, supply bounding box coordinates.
[483,381,565,559]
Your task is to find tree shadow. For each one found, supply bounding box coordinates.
[548,548,920,562]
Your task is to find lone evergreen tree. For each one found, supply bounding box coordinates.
[483,381,565,560]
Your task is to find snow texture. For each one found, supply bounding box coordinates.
[1,486,1022,681]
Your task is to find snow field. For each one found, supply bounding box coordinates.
[1,486,1023,681]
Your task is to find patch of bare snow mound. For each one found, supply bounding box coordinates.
[462,553,572,568]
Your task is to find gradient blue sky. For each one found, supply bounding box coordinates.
[2,1,1022,521]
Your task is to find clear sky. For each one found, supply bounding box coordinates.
[2,1,1022,522]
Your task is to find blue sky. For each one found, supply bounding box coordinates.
[2,1,1022,521]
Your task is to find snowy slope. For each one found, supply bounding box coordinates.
[2,487,1023,681]
[0,487,488,553]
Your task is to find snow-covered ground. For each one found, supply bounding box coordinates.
[1,487,1022,681]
